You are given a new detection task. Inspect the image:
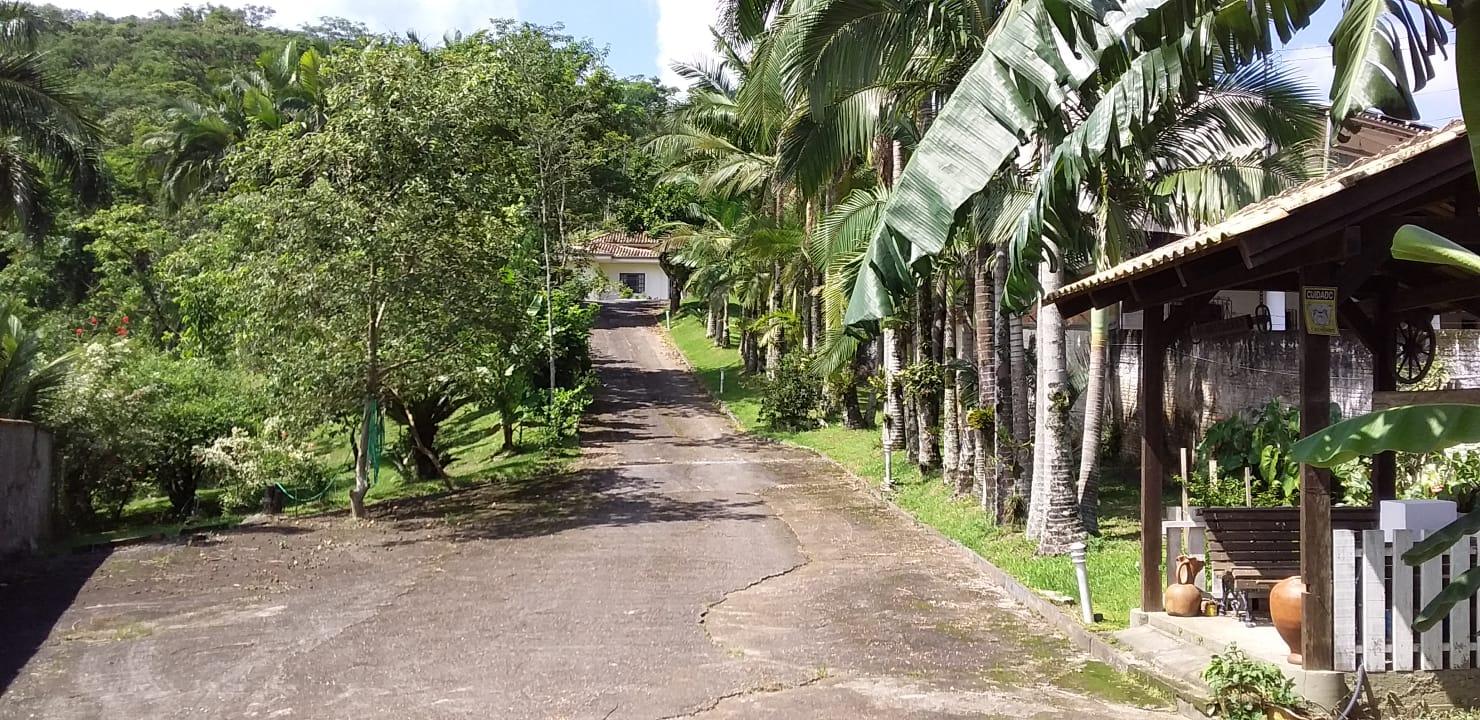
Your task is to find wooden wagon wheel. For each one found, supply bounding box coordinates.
[1395,316,1436,384]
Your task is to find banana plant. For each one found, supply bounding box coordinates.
[1289,229,1480,631]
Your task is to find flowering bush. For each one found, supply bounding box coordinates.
[196,418,335,512]
[44,338,267,524]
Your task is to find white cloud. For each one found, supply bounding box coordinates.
[43,0,519,41]
[654,0,719,90]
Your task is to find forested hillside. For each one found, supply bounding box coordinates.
[0,4,674,535]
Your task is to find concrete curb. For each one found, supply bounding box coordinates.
[657,319,1202,716]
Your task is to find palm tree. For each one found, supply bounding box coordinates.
[146,41,326,209]
[0,301,69,420]
[0,2,100,240]
[839,0,1343,550]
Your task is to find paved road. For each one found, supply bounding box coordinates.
[0,302,1169,719]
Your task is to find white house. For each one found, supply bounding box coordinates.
[581,231,670,301]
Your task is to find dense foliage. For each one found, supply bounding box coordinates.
[0,6,669,530]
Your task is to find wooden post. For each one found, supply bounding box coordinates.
[1300,266,1336,671]
[1372,283,1398,501]
[1244,467,1253,507]
[1141,304,1167,612]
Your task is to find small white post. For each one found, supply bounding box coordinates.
[666,309,671,329]
[719,368,725,395]
[1243,467,1253,507]
[1180,447,1190,516]
[883,415,894,491]
[1070,542,1094,624]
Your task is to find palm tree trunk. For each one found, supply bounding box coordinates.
[992,249,1015,518]
[766,261,783,380]
[883,326,907,451]
[1038,262,1085,554]
[1026,263,1061,541]
[970,245,994,512]
[1077,305,1110,535]
[942,297,960,488]
[1009,312,1030,499]
[957,263,977,498]
[915,273,939,471]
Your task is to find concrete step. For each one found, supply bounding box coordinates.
[1114,625,1214,719]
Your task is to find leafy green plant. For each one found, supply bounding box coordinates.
[1189,402,1307,507]
[195,418,335,512]
[760,352,820,432]
[1203,647,1309,720]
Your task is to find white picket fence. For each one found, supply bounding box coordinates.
[1334,529,1478,673]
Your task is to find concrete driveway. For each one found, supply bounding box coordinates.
[0,302,1170,719]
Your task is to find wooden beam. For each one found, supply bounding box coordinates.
[1392,278,1480,312]
[1336,226,1389,301]
[1338,301,1380,355]
[1124,240,1354,312]
[1372,389,1480,410]
[1300,265,1336,671]
[1141,303,1168,613]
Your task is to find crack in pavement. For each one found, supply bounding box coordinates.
[656,673,829,720]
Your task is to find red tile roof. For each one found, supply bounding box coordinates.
[582,231,664,259]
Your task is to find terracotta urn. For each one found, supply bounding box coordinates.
[1164,555,1206,617]
[1269,576,1305,665]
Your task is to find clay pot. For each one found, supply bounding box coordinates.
[1164,555,1206,617]
[1269,576,1305,665]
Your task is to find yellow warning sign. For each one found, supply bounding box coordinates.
[1301,286,1338,336]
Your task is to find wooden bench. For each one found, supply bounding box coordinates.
[1202,507,1377,623]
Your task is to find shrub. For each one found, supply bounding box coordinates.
[760,353,819,432]
[1203,646,1306,720]
[539,370,598,446]
[45,339,267,524]
[196,419,336,512]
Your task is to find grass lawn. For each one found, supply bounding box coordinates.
[74,407,576,548]
[667,310,1143,630]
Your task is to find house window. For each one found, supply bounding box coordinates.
[618,272,645,295]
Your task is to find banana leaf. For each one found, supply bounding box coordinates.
[1415,566,1480,631]
[1392,224,1480,276]
[1289,404,1480,468]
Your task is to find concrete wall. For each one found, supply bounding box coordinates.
[592,260,669,301]
[1108,330,1480,460]
[0,420,53,555]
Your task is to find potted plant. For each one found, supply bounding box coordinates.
[1203,647,1314,720]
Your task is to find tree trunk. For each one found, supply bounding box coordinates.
[351,290,381,520]
[942,297,960,488]
[957,264,977,498]
[1077,305,1110,535]
[992,249,1015,519]
[1009,312,1030,499]
[499,403,517,452]
[842,342,869,429]
[972,244,998,516]
[766,261,784,380]
[883,326,906,451]
[351,393,375,519]
[915,273,939,471]
[1024,263,1059,539]
[1037,264,1085,554]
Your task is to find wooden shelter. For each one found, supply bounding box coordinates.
[1044,122,1478,671]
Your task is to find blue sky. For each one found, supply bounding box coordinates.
[45,0,1462,122]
